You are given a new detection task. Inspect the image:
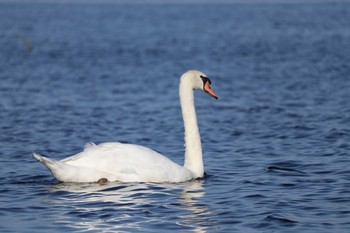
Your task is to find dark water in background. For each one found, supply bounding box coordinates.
[1,1,350,232]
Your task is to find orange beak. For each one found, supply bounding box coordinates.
[204,82,218,99]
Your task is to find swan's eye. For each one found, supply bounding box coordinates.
[200,75,212,85]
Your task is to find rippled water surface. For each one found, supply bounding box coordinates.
[1,1,350,232]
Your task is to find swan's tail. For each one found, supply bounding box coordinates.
[33,152,68,181]
[32,152,114,183]
[33,152,56,168]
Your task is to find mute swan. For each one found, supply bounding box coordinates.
[33,70,218,183]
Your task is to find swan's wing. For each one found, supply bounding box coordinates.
[62,142,171,166]
[59,142,100,163]
[62,142,176,170]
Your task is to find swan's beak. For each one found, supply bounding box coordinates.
[204,82,219,99]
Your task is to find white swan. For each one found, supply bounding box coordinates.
[33,70,218,183]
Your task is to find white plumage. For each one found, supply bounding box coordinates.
[33,70,218,183]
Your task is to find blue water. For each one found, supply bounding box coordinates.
[1,1,350,232]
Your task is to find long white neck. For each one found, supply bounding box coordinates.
[179,77,204,178]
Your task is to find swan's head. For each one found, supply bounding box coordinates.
[181,70,219,99]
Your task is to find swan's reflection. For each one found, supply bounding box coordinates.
[50,180,211,232]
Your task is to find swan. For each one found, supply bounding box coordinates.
[33,70,218,183]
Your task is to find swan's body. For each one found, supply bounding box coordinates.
[33,70,218,183]
[34,142,193,183]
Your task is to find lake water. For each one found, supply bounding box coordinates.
[1,1,350,232]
